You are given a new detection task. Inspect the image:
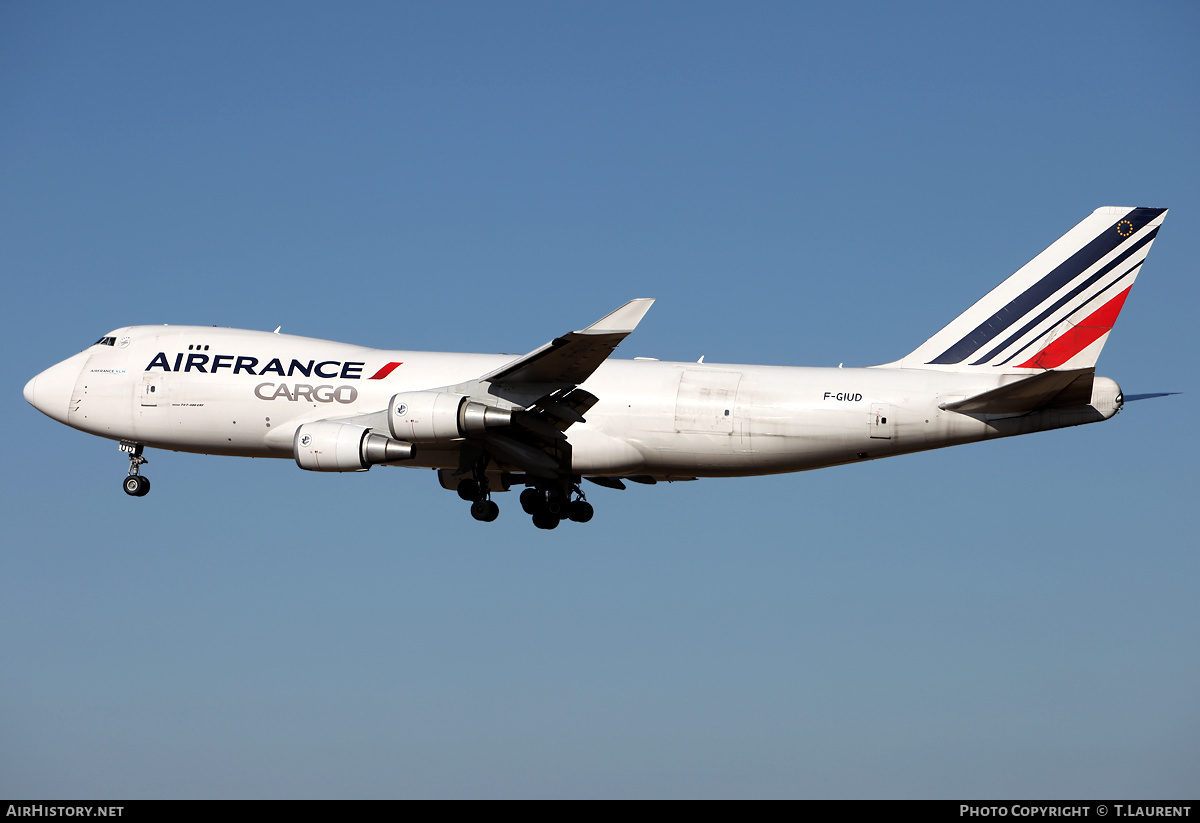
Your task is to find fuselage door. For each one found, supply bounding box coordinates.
[868,403,894,440]
[675,370,742,433]
[141,373,163,407]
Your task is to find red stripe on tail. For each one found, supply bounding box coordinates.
[1017,287,1132,369]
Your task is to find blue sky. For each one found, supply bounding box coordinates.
[2,2,1197,798]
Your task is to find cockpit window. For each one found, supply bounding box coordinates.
[94,336,116,347]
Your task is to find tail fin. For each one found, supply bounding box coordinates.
[895,207,1167,373]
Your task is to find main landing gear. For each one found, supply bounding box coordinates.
[455,470,594,529]
[120,441,150,497]
[457,476,499,522]
[519,482,592,530]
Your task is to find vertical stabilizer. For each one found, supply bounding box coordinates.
[895,207,1167,373]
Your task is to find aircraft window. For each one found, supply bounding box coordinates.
[94,336,116,347]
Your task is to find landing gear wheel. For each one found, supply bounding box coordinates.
[471,499,499,522]
[532,511,560,530]
[520,488,541,515]
[120,442,150,496]
[123,475,150,497]
[567,500,593,523]
[457,479,481,501]
[541,491,565,520]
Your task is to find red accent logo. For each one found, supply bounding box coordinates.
[368,362,404,379]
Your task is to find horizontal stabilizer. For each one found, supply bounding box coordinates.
[940,369,1095,414]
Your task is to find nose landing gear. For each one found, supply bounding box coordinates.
[120,441,150,497]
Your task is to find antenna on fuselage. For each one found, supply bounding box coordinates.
[273,326,281,334]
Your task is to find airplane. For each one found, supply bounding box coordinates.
[24,206,1168,529]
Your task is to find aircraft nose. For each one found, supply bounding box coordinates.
[25,351,89,424]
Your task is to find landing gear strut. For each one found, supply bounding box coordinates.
[120,441,150,497]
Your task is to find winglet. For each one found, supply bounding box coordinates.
[581,298,655,334]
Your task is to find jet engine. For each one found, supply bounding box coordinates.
[387,391,512,442]
[294,421,414,472]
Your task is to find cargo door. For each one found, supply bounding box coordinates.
[675,370,741,433]
[868,403,894,440]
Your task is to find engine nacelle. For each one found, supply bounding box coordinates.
[294,421,414,472]
[387,391,512,442]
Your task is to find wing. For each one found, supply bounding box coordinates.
[398,298,652,482]
[293,299,655,481]
[470,299,654,477]
[481,298,655,389]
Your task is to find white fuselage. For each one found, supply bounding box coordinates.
[26,325,1121,479]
